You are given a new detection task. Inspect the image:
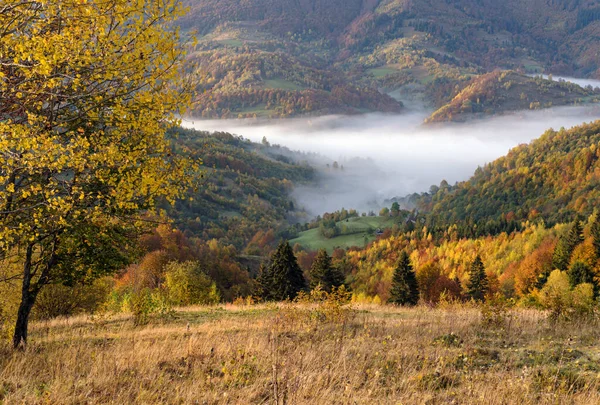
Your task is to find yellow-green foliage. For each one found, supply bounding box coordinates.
[347,222,559,301]
[164,261,221,306]
[538,270,595,320]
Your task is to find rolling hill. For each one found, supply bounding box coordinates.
[181,0,600,119]
[425,71,600,123]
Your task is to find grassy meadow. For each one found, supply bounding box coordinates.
[1,303,600,404]
[290,216,399,253]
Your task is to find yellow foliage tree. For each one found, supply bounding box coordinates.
[0,0,197,348]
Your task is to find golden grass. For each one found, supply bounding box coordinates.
[1,304,600,404]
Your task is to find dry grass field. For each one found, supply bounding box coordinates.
[1,302,600,404]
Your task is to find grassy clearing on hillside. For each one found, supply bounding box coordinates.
[291,217,400,252]
[291,228,372,252]
[2,304,600,404]
[263,79,306,91]
[368,66,400,78]
[218,39,244,47]
[237,104,270,117]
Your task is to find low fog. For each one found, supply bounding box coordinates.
[183,105,600,215]
[532,74,600,90]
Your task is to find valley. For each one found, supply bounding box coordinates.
[3,2,600,403]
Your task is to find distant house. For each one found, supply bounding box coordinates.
[376,228,384,235]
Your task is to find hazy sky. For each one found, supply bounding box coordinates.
[182,105,600,214]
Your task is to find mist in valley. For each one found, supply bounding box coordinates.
[183,105,600,215]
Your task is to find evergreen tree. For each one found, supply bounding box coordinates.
[466,255,488,302]
[568,219,584,248]
[388,251,419,306]
[552,219,584,271]
[258,241,306,301]
[591,216,600,259]
[567,261,597,295]
[309,249,345,292]
[255,263,274,301]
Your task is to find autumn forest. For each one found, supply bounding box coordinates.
[2,0,600,403]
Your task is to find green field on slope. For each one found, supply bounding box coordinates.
[290,216,401,252]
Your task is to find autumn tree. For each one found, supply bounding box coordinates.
[388,251,419,306]
[164,261,220,306]
[466,255,488,302]
[256,241,306,301]
[0,0,196,348]
[309,249,345,292]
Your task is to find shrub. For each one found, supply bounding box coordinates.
[539,270,597,321]
[131,288,173,326]
[539,270,572,321]
[164,261,221,306]
[33,277,114,320]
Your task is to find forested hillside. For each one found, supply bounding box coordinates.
[167,127,316,252]
[426,71,600,123]
[408,120,600,229]
[181,0,600,119]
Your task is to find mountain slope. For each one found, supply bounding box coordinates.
[167,127,316,251]
[181,0,600,118]
[413,120,600,226]
[425,71,600,123]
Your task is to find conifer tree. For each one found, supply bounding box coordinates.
[568,219,585,248]
[466,255,488,302]
[388,251,419,306]
[591,216,600,259]
[255,264,274,301]
[552,219,584,271]
[258,241,306,301]
[309,249,345,292]
[567,261,597,295]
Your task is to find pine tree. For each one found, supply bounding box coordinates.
[466,255,488,302]
[591,216,600,259]
[567,261,597,294]
[260,241,306,301]
[552,219,584,271]
[388,251,419,306]
[309,249,345,292]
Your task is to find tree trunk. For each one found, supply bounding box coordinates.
[12,241,57,349]
[13,244,34,350]
[12,293,35,349]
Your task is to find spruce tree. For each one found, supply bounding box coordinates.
[591,216,600,259]
[466,255,488,302]
[309,249,345,292]
[552,219,584,271]
[568,219,584,248]
[255,264,274,301]
[264,241,306,301]
[388,251,419,306]
[567,261,597,294]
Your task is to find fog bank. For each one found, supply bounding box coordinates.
[529,74,600,89]
[182,106,600,215]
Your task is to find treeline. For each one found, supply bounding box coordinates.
[410,121,600,227]
[343,215,600,310]
[193,86,402,119]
